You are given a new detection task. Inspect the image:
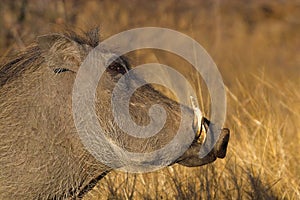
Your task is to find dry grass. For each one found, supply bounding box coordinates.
[84,73,300,199]
[1,0,299,199]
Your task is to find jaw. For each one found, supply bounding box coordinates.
[176,120,230,167]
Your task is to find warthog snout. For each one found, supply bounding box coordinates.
[0,29,229,199]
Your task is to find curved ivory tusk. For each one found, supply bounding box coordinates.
[190,96,207,144]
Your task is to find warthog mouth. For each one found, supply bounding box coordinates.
[174,96,230,167]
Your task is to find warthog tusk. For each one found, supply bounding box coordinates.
[190,96,207,144]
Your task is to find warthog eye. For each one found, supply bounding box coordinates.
[107,57,130,75]
[53,68,74,74]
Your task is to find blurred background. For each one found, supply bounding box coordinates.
[0,0,299,199]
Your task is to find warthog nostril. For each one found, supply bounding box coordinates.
[215,128,230,158]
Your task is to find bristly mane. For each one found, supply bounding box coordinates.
[64,28,100,48]
[0,45,42,87]
[0,28,100,87]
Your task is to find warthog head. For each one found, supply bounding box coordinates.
[0,29,229,199]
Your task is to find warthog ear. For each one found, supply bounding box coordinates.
[37,34,82,73]
[37,34,63,52]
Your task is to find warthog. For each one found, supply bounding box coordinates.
[0,29,229,199]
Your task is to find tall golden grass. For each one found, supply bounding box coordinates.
[83,73,300,199]
[1,0,299,199]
